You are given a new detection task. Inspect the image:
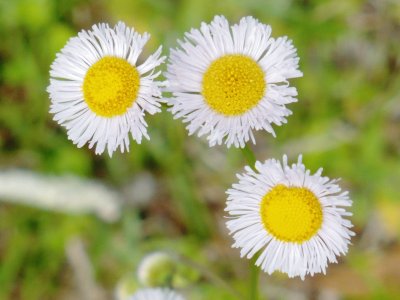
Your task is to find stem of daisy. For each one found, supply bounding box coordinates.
[241,144,257,170]
[240,145,261,300]
[249,256,260,300]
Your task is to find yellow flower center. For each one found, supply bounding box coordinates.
[82,56,140,117]
[202,54,266,116]
[260,184,323,243]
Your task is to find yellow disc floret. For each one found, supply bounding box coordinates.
[83,56,140,117]
[260,184,323,243]
[202,54,266,116]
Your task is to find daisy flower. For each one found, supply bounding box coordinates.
[165,15,302,148]
[48,22,165,156]
[225,155,354,279]
[130,288,184,300]
[137,252,175,286]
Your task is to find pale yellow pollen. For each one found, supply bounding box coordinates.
[202,54,266,116]
[260,184,323,243]
[83,56,140,117]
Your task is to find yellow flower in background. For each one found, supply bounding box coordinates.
[48,22,165,156]
[130,288,184,300]
[225,155,354,279]
[165,15,302,148]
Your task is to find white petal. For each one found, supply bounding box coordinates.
[225,154,354,279]
[165,15,303,148]
[47,22,165,156]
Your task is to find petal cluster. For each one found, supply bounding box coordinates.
[130,288,184,300]
[48,22,165,156]
[166,16,302,147]
[225,155,354,279]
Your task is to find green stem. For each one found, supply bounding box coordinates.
[249,255,260,300]
[240,144,257,171]
[241,145,261,299]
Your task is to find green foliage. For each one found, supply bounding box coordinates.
[1,0,400,299]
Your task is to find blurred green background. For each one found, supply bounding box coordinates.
[1,0,400,299]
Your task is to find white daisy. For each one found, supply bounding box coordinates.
[165,15,302,148]
[137,252,174,286]
[225,155,354,279]
[130,288,184,300]
[48,22,165,156]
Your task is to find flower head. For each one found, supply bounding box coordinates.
[48,22,165,156]
[137,252,175,287]
[225,155,354,279]
[166,15,302,148]
[130,288,184,300]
